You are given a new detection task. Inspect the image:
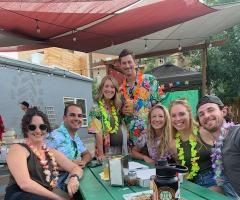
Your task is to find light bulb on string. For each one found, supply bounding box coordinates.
[35,19,41,34]
[208,42,212,48]
[178,39,182,51]
[72,29,77,42]
[144,39,148,50]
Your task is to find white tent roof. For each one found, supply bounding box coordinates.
[96,3,240,56]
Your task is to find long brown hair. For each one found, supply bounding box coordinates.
[169,99,199,138]
[95,75,122,109]
[147,104,172,158]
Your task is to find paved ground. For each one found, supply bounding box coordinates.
[0,137,96,200]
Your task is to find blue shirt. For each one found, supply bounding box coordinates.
[45,123,86,160]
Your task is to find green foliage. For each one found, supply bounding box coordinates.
[207,25,240,103]
[92,78,98,100]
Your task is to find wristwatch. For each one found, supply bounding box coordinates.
[69,174,81,182]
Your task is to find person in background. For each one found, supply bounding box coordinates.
[88,75,127,160]
[169,99,219,191]
[0,114,5,141]
[46,104,92,191]
[5,108,82,200]
[131,104,172,164]
[118,49,160,146]
[222,105,235,128]
[20,101,30,113]
[197,95,240,199]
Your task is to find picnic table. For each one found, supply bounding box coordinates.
[79,164,231,200]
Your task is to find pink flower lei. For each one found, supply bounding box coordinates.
[25,140,59,188]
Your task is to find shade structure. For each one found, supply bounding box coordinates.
[0,0,215,52]
[96,2,240,56]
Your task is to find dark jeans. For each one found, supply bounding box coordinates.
[5,184,50,200]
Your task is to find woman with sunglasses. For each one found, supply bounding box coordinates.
[131,104,173,164]
[88,75,127,160]
[5,108,82,200]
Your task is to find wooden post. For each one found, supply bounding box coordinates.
[201,45,208,96]
[88,52,93,78]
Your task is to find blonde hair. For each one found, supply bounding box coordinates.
[95,75,122,109]
[169,99,199,138]
[147,104,172,158]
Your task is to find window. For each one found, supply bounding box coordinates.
[63,97,88,127]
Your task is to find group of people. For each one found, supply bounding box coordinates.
[4,49,240,200]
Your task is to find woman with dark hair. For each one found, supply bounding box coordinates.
[88,75,127,160]
[5,108,82,200]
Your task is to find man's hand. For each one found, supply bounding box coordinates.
[67,176,79,198]
[73,159,87,168]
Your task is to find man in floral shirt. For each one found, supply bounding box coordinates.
[46,104,92,190]
[119,49,160,144]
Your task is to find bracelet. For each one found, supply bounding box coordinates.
[69,174,81,182]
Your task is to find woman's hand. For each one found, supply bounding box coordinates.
[143,156,155,164]
[67,176,79,197]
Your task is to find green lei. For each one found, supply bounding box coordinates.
[98,100,119,134]
[175,128,200,180]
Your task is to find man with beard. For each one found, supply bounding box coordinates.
[118,49,160,145]
[197,95,240,199]
[46,104,92,190]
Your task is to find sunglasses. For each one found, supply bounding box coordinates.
[28,124,48,131]
[68,113,83,118]
[72,140,78,159]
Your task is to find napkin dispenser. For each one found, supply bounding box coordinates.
[109,155,128,186]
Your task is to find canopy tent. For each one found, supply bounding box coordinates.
[96,2,240,57]
[147,63,202,91]
[0,0,215,52]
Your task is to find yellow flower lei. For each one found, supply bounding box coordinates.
[99,100,119,134]
[175,129,200,180]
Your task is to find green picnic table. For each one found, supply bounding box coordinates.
[79,165,231,200]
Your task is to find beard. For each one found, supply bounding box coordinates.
[201,117,223,133]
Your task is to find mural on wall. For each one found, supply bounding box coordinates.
[9,71,45,135]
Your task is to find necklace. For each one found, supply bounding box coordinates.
[175,129,200,180]
[98,100,119,134]
[121,70,143,102]
[211,128,227,186]
[25,140,59,188]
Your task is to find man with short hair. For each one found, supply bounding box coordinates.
[46,103,92,189]
[118,49,160,144]
[20,101,29,112]
[197,95,240,199]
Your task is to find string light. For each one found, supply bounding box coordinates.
[208,42,213,48]
[72,30,77,42]
[144,39,148,50]
[178,39,182,51]
[35,19,41,34]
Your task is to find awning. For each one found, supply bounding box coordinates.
[0,0,215,52]
[96,3,240,56]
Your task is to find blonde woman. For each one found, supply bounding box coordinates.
[88,75,126,160]
[132,104,172,164]
[169,99,219,191]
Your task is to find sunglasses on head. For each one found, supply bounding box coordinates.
[28,124,48,131]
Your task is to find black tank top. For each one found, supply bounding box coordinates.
[178,134,213,175]
[8,143,52,190]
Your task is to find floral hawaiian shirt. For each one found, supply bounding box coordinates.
[120,73,160,143]
[45,123,87,160]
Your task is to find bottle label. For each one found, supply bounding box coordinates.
[158,186,175,200]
